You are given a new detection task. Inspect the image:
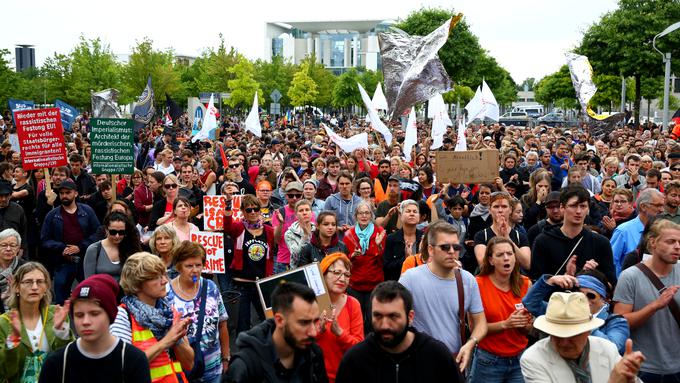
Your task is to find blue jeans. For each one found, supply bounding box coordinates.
[638,371,680,383]
[273,261,288,274]
[216,269,233,294]
[233,281,265,335]
[469,348,524,383]
[53,263,78,304]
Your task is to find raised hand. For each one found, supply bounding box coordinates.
[608,339,645,383]
[547,275,579,289]
[8,310,21,337]
[53,300,71,330]
[565,255,578,276]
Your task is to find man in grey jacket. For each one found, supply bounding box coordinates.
[323,172,362,234]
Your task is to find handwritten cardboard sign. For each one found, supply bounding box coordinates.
[203,195,242,231]
[190,230,225,274]
[435,149,500,184]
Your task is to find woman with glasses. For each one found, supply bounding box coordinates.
[149,225,181,279]
[164,197,198,242]
[224,194,275,334]
[149,174,181,230]
[112,252,194,382]
[469,237,531,383]
[286,200,316,268]
[317,253,364,383]
[255,181,277,225]
[342,201,386,334]
[128,168,144,201]
[167,242,230,383]
[84,212,141,281]
[0,229,25,314]
[0,262,73,382]
[353,177,375,212]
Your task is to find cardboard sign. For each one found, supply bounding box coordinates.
[435,149,500,184]
[90,118,135,174]
[14,108,68,170]
[203,195,242,231]
[190,230,225,274]
[256,263,332,319]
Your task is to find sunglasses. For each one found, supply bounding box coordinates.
[228,164,240,169]
[108,229,126,237]
[585,292,598,300]
[244,207,261,213]
[164,184,178,189]
[432,243,463,252]
[287,193,302,199]
[672,168,680,171]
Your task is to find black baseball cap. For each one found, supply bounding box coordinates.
[58,179,77,191]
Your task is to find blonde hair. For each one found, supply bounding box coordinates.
[7,262,52,310]
[149,225,180,255]
[201,155,217,171]
[647,220,680,250]
[120,252,167,295]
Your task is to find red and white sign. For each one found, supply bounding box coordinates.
[14,108,68,170]
[203,195,242,231]
[190,230,225,274]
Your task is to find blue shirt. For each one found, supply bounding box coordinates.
[610,216,644,276]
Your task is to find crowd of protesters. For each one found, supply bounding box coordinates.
[0,108,678,383]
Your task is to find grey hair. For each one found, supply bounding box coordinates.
[399,199,419,215]
[354,200,375,220]
[525,151,539,160]
[636,188,663,207]
[0,228,21,247]
[149,225,180,255]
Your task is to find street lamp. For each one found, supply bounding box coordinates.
[652,21,680,132]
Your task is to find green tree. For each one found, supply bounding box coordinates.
[0,49,22,109]
[254,55,296,106]
[471,55,517,106]
[226,54,261,109]
[359,69,383,96]
[518,78,536,91]
[442,84,474,106]
[534,65,578,110]
[197,35,240,95]
[66,36,122,108]
[590,74,624,111]
[332,68,362,108]
[300,55,336,107]
[288,62,318,107]
[578,0,680,125]
[122,37,180,107]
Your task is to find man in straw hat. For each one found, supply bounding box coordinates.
[521,291,645,382]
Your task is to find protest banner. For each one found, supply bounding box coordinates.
[203,195,242,231]
[14,108,68,171]
[8,99,34,113]
[190,230,225,274]
[90,118,135,174]
[435,149,500,184]
[55,99,78,132]
[256,263,331,318]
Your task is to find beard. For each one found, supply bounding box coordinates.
[60,197,74,206]
[374,323,410,349]
[283,323,315,351]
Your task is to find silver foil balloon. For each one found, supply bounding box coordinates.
[379,14,461,120]
[91,89,123,119]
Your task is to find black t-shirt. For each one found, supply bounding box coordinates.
[376,200,398,235]
[473,227,529,248]
[236,229,269,280]
[39,339,150,383]
[235,178,256,196]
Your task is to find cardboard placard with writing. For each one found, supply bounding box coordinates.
[190,230,225,274]
[14,108,68,170]
[90,118,135,174]
[435,149,500,184]
[203,195,242,231]
[256,263,331,319]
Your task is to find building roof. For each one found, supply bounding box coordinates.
[269,20,392,34]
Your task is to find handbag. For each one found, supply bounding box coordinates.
[635,263,680,329]
[186,279,209,382]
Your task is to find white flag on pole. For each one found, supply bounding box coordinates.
[403,108,417,161]
[455,117,467,151]
[322,123,369,153]
[465,86,484,122]
[372,82,389,111]
[245,92,262,137]
[358,83,392,143]
[481,80,500,121]
[192,93,217,142]
[428,93,452,150]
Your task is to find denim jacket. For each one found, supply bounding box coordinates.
[40,203,101,263]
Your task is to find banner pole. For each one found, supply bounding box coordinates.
[44,168,52,193]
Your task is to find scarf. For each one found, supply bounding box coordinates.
[355,223,374,254]
[122,295,174,341]
[470,203,490,220]
[243,218,264,230]
[0,257,19,305]
[566,340,591,383]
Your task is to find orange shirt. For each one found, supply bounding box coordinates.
[316,295,364,382]
[475,274,530,357]
[401,254,424,275]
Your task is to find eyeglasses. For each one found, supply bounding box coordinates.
[20,279,47,287]
[228,164,240,169]
[432,243,463,252]
[108,229,126,237]
[671,168,680,171]
[258,189,271,192]
[327,269,351,279]
[0,243,18,249]
[287,193,302,199]
[244,207,261,213]
[164,184,178,189]
[612,200,629,205]
[585,292,598,300]
[357,210,372,216]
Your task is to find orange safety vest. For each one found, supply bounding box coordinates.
[374,178,388,203]
[123,304,188,383]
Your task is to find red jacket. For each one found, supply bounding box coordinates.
[224,215,275,277]
[343,225,385,292]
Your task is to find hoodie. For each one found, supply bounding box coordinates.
[335,330,462,383]
[285,221,316,268]
[223,319,327,383]
[530,225,616,284]
[322,193,363,228]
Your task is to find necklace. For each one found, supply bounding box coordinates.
[175,278,198,298]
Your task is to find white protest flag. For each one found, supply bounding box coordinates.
[465,86,484,121]
[403,108,418,161]
[358,82,393,143]
[322,123,369,153]
[245,92,262,137]
[455,117,467,151]
[372,82,389,110]
[481,80,500,121]
[428,93,452,150]
[192,93,217,142]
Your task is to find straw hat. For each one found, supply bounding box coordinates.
[533,292,604,338]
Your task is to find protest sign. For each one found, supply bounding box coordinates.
[14,108,68,171]
[435,149,500,184]
[90,118,135,174]
[203,195,242,231]
[8,99,34,113]
[190,230,225,274]
[256,263,331,318]
[55,99,78,132]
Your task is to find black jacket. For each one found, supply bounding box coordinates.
[223,319,327,383]
[383,229,423,281]
[297,234,348,267]
[0,202,27,249]
[531,225,616,283]
[526,219,561,248]
[335,330,462,383]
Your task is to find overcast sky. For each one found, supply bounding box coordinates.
[3,0,618,84]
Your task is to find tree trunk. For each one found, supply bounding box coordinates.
[634,74,641,127]
[647,99,651,123]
